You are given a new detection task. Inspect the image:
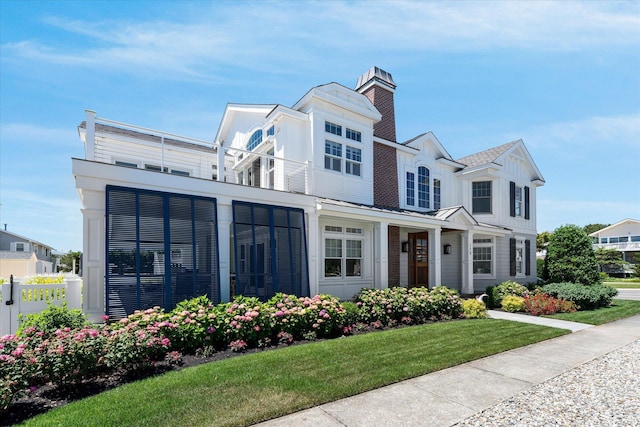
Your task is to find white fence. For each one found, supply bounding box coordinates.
[0,275,82,336]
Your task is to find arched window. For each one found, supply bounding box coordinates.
[418,166,430,208]
[247,129,263,151]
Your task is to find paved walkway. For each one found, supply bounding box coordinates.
[254,312,640,427]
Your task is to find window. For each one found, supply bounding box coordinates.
[171,169,190,177]
[267,149,275,189]
[514,186,523,217]
[346,128,361,142]
[632,236,640,242]
[345,146,361,176]
[472,181,492,214]
[619,236,629,243]
[266,125,275,137]
[609,237,619,243]
[247,129,263,151]
[473,238,494,275]
[145,164,168,172]
[406,172,415,206]
[324,140,342,172]
[510,238,531,276]
[115,160,138,168]
[601,237,608,243]
[510,182,530,219]
[16,242,25,252]
[324,225,364,279]
[418,167,430,208]
[325,121,342,136]
[433,179,441,210]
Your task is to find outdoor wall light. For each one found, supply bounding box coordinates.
[443,244,452,255]
[401,241,409,252]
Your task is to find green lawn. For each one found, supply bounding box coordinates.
[605,282,640,289]
[23,320,567,427]
[545,299,640,325]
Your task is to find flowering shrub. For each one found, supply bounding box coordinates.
[167,296,223,353]
[0,334,41,410]
[501,295,526,312]
[462,299,487,319]
[354,286,463,326]
[219,296,272,346]
[266,293,347,339]
[104,307,177,372]
[524,294,577,316]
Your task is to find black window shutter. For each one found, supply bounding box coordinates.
[509,237,516,276]
[509,181,516,217]
[524,186,530,220]
[525,239,531,276]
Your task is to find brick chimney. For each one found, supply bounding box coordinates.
[356,67,399,209]
[355,66,397,142]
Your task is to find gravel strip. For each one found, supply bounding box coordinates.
[454,339,640,427]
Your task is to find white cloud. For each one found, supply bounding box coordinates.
[2,1,638,82]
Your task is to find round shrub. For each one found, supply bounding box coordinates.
[462,299,487,319]
[544,224,600,285]
[501,295,525,313]
[17,302,90,336]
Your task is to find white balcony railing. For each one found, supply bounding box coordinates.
[593,242,640,251]
[83,111,310,195]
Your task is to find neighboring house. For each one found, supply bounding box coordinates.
[590,219,640,274]
[0,229,56,277]
[72,66,545,321]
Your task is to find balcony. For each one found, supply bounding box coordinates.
[592,242,640,252]
[81,111,310,195]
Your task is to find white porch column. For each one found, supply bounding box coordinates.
[82,206,105,323]
[306,209,319,296]
[216,142,225,182]
[374,221,389,289]
[217,204,232,302]
[461,230,474,295]
[432,227,442,287]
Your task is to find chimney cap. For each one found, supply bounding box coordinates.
[355,66,396,92]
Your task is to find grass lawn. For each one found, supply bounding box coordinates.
[23,320,567,427]
[545,299,640,325]
[604,282,640,289]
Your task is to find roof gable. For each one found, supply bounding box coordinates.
[402,132,455,162]
[457,139,545,183]
[588,219,640,237]
[292,82,381,122]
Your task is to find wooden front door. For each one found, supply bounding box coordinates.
[408,232,429,288]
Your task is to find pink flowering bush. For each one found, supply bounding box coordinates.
[167,296,223,353]
[103,307,177,372]
[218,296,272,346]
[266,293,348,339]
[0,334,41,410]
[354,286,464,326]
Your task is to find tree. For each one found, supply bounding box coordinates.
[582,223,610,236]
[594,247,624,273]
[536,231,553,250]
[56,251,82,274]
[544,224,600,285]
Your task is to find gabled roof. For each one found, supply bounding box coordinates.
[456,141,517,168]
[588,219,640,237]
[457,139,545,183]
[0,230,54,251]
[292,82,381,122]
[401,131,459,164]
[0,251,35,260]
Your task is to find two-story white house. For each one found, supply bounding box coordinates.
[73,67,545,321]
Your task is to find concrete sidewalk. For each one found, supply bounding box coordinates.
[254,314,640,427]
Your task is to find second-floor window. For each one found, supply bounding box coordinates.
[16,242,25,252]
[346,146,361,176]
[247,129,263,151]
[510,182,530,219]
[325,121,342,136]
[406,172,415,206]
[418,167,430,208]
[472,181,492,214]
[346,128,361,142]
[325,140,342,172]
[434,179,441,210]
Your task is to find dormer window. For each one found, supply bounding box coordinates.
[266,125,275,137]
[247,129,263,151]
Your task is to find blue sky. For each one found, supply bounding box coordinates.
[1,0,639,253]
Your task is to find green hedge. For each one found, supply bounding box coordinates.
[542,282,618,310]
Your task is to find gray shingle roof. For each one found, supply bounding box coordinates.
[456,141,518,168]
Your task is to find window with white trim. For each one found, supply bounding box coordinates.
[515,239,525,276]
[346,128,361,142]
[16,242,25,252]
[406,172,415,206]
[473,238,494,275]
[418,167,430,208]
[433,179,441,210]
[514,185,523,217]
[346,146,361,176]
[324,140,342,172]
[323,225,363,278]
[325,121,342,136]
[472,181,492,214]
